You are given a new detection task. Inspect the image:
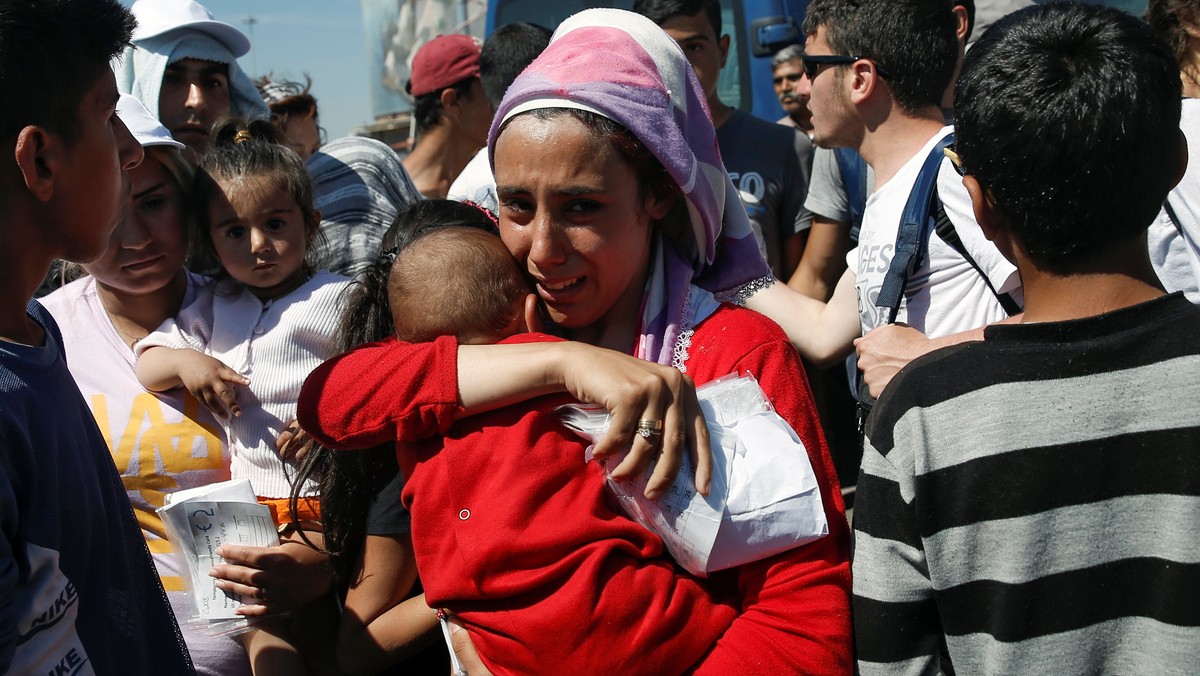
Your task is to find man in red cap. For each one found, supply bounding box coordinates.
[402,34,493,198]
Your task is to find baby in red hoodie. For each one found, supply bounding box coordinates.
[374,225,737,674]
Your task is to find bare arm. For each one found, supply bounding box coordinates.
[337,534,439,675]
[136,346,249,418]
[786,216,852,301]
[743,269,861,368]
[455,341,712,498]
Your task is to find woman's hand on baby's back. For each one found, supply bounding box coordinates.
[454,340,712,497]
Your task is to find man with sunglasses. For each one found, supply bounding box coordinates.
[746,0,1020,398]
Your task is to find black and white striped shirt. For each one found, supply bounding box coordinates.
[853,293,1200,675]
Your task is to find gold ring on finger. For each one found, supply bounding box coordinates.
[636,418,664,440]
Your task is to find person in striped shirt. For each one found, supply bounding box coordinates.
[852,3,1200,674]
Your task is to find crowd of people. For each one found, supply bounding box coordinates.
[2,0,1198,674]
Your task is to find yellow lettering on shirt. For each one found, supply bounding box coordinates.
[160,575,185,592]
[91,391,226,542]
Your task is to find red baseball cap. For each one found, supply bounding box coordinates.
[406,34,482,97]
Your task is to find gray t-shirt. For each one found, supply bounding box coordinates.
[804,145,877,227]
[971,0,1035,44]
[716,109,814,278]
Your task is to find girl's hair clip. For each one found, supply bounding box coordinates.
[463,200,499,228]
[234,130,253,144]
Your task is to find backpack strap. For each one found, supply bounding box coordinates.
[874,133,955,324]
[933,207,1022,316]
[833,147,868,244]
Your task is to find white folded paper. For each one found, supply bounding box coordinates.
[560,372,828,576]
[157,479,279,630]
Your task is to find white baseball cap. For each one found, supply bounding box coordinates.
[116,95,186,150]
[130,0,252,58]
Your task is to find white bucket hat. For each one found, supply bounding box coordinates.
[116,94,185,150]
[130,0,251,58]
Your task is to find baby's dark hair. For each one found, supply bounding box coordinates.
[389,227,530,344]
[190,117,324,275]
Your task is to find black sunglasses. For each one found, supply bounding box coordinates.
[801,54,892,81]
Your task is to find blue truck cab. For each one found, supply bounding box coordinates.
[485,0,811,122]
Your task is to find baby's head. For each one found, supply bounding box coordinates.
[388,225,533,345]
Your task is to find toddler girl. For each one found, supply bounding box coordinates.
[137,119,349,514]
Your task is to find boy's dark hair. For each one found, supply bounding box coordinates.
[412,78,478,136]
[0,0,135,142]
[955,2,1182,273]
[802,0,957,113]
[192,118,325,275]
[633,0,723,36]
[389,226,530,344]
[481,22,552,111]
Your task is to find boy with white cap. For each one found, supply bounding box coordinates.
[115,0,267,157]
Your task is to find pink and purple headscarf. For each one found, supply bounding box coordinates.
[488,8,773,368]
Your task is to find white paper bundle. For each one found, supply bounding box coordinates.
[157,479,279,635]
[559,372,828,576]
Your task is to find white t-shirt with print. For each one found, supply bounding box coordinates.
[849,126,1021,337]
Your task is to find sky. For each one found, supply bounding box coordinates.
[119,0,377,139]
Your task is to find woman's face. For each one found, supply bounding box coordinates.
[494,113,671,337]
[282,112,321,160]
[82,153,188,296]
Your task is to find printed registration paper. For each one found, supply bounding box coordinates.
[158,479,279,620]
